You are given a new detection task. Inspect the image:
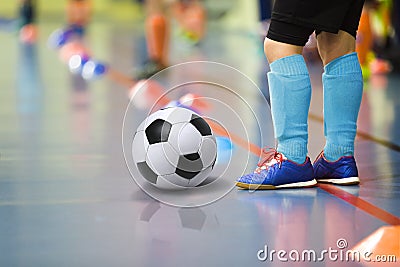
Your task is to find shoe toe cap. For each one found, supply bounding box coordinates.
[237,172,268,184]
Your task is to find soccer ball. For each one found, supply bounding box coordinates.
[132,107,217,189]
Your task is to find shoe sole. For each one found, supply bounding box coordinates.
[236,179,317,190]
[317,177,360,185]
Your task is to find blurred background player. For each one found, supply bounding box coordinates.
[66,0,92,35]
[172,0,206,43]
[135,0,169,80]
[19,0,35,28]
[135,0,206,79]
[356,0,393,78]
[47,0,92,50]
[18,0,37,43]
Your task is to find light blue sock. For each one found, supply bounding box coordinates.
[268,54,311,164]
[323,52,363,161]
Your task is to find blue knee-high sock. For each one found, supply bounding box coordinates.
[268,54,311,164]
[323,52,363,161]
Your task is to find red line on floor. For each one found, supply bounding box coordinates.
[309,113,400,152]
[219,122,400,225]
[206,119,262,156]
[318,183,400,225]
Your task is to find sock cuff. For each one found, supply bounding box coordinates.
[277,140,308,164]
[324,143,354,161]
[324,52,362,75]
[269,54,308,75]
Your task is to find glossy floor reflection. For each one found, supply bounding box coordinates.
[0,15,399,267]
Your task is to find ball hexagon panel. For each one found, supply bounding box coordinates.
[190,114,212,136]
[137,161,158,184]
[138,107,199,140]
[137,108,176,133]
[176,153,204,174]
[145,119,172,145]
[168,122,202,155]
[139,108,172,131]
[188,165,213,186]
[160,107,194,124]
[132,130,149,163]
[146,142,180,176]
[198,136,217,168]
[167,122,184,148]
[175,168,201,180]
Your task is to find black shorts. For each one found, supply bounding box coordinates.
[266,0,365,46]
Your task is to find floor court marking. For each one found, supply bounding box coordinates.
[309,113,400,152]
[205,119,262,156]
[211,115,400,225]
[309,114,400,224]
[319,184,400,225]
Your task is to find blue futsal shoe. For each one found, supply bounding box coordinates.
[313,152,360,185]
[236,149,317,190]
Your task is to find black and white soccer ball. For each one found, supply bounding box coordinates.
[132,107,217,189]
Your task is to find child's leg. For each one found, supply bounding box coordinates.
[317,31,363,161]
[266,51,311,164]
[322,53,363,161]
[264,24,313,164]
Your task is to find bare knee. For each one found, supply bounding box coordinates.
[264,38,303,64]
[317,31,356,65]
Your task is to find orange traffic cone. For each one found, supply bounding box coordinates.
[351,225,399,266]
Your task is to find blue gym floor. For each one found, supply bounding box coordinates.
[0,16,399,267]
